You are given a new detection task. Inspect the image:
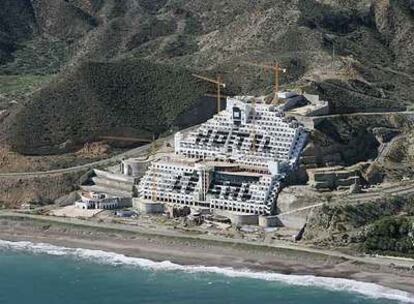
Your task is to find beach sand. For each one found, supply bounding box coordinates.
[0,214,413,295]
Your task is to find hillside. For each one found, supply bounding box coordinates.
[0,0,414,155]
[8,59,209,155]
[0,0,37,65]
[304,195,414,256]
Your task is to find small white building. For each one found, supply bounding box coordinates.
[75,192,119,210]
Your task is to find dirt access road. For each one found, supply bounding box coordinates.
[0,125,200,178]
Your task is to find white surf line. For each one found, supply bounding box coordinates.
[0,240,413,303]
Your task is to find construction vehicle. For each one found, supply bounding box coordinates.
[243,62,287,105]
[193,74,226,114]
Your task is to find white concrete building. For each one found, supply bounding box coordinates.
[174,96,307,170]
[75,192,120,210]
[137,95,308,217]
[137,156,282,215]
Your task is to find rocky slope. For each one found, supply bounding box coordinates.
[0,171,84,208]
[0,0,414,154]
[304,195,414,256]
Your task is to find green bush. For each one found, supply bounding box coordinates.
[364,217,414,254]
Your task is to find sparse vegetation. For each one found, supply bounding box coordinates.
[162,34,198,57]
[0,75,53,98]
[305,195,414,256]
[364,216,414,255]
[0,38,69,76]
[0,0,413,156]
[9,59,208,155]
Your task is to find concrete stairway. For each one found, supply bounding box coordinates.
[81,169,135,198]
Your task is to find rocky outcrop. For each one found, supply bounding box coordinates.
[303,195,414,254]
[302,113,414,168]
[30,0,97,41]
[2,0,414,97]
[0,171,84,208]
[372,0,414,72]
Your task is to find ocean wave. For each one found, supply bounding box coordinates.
[0,239,413,303]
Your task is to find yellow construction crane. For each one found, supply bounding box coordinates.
[204,93,228,100]
[244,62,287,105]
[193,74,226,114]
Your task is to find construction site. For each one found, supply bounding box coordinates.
[25,64,412,242]
[48,63,323,228]
[2,2,414,299]
[135,94,308,224]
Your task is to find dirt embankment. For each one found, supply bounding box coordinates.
[0,171,85,208]
[302,113,414,169]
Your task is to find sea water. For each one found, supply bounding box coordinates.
[0,240,412,304]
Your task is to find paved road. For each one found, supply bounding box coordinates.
[0,125,199,178]
[278,181,414,217]
[277,203,324,216]
[346,182,414,202]
[376,134,407,165]
[0,143,151,178]
[1,109,413,183]
[310,110,414,120]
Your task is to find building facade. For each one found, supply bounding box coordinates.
[137,157,282,215]
[174,96,307,170]
[137,96,308,216]
[75,192,120,210]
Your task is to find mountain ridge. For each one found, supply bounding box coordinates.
[0,0,413,154]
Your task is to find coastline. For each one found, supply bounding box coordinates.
[1,213,414,298]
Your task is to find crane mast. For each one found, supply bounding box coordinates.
[243,61,287,105]
[193,74,226,114]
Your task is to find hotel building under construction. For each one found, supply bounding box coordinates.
[137,95,308,216]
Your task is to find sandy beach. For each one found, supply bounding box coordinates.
[1,213,413,296]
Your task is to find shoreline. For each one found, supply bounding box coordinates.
[1,214,414,297]
[1,240,414,303]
